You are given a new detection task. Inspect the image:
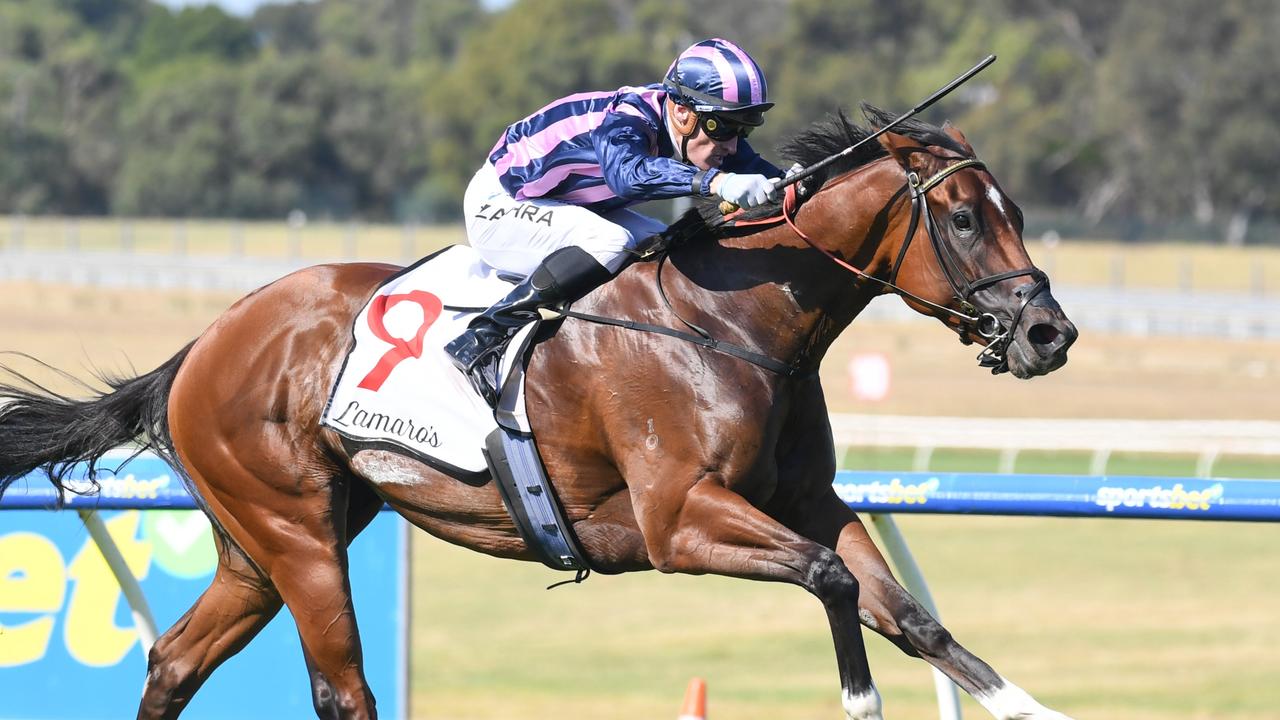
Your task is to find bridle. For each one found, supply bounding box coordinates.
[570,153,1049,379]
[776,156,1048,374]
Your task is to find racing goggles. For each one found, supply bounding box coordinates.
[698,113,755,141]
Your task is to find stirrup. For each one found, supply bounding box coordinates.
[461,346,505,406]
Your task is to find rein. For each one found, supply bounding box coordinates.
[728,156,1047,374]
[551,155,1047,378]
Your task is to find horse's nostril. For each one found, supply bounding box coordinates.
[1027,323,1060,346]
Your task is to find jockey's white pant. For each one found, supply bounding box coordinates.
[462,163,667,277]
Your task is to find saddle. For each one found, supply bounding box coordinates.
[320,245,591,576]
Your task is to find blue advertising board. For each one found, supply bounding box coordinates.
[0,456,408,720]
[834,470,1280,522]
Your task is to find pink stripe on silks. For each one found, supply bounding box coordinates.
[614,86,666,121]
[516,162,601,199]
[529,90,614,117]
[718,39,765,105]
[682,46,740,104]
[626,86,666,114]
[613,103,648,119]
[558,183,618,204]
[493,111,607,176]
[491,91,611,170]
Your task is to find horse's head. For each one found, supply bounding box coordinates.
[865,117,1077,379]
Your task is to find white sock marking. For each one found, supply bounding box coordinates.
[975,677,1074,719]
[842,684,884,720]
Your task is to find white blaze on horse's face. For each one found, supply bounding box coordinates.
[986,183,1009,218]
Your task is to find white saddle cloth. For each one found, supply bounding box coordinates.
[321,246,536,475]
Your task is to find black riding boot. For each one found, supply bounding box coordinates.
[445,246,612,405]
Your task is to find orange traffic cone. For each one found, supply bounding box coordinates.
[678,677,707,720]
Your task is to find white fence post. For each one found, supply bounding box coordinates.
[76,509,159,656]
[869,514,963,720]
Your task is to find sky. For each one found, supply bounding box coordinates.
[157,0,296,16]
[156,0,510,16]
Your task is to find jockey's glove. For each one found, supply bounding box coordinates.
[784,162,810,197]
[717,173,777,209]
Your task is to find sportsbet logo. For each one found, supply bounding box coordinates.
[834,477,940,505]
[0,509,216,668]
[1094,482,1225,513]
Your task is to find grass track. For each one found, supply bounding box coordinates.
[412,514,1280,719]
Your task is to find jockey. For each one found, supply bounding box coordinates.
[445,38,784,404]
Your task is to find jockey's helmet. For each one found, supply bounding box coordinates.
[663,38,774,127]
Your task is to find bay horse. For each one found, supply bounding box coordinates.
[0,106,1077,720]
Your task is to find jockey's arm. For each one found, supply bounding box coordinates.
[592,113,712,201]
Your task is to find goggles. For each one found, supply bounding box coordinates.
[698,113,755,141]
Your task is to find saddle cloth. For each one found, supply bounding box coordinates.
[321,246,537,475]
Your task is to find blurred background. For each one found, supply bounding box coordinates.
[2,1,1278,719]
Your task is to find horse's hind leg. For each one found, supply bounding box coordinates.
[138,474,384,720]
[292,478,384,717]
[138,538,283,719]
[194,464,379,719]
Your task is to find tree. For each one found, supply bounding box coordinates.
[1095,0,1278,241]
[112,61,241,216]
[0,1,131,213]
[129,5,256,70]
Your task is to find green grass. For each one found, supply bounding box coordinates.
[407,440,1276,720]
[410,512,1280,720]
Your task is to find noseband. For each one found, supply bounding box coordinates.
[781,156,1047,374]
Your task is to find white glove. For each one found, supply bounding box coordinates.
[785,162,809,197]
[716,173,777,208]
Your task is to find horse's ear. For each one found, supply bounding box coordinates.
[877,131,918,168]
[941,121,976,154]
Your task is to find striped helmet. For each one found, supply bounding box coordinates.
[663,38,773,124]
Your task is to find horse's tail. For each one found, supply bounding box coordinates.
[0,342,194,501]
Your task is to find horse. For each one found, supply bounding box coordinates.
[0,105,1077,720]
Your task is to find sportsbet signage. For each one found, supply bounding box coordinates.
[0,458,407,720]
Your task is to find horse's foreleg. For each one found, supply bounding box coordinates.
[636,480,883,720]
[798,497,1073,720]
[847,534,1072,720]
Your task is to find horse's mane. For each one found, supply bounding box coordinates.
[674,103,967,240]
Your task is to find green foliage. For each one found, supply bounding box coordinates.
[132,5,255,67]
[0,0,1275,239]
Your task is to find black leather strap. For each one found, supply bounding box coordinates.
[692,169,720,197]
[555,307,802,377]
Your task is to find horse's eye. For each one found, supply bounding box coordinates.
[953,212,973,231]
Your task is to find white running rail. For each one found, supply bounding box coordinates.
[829,414,1280,476]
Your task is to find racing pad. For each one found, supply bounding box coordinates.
[321,246,536,476]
